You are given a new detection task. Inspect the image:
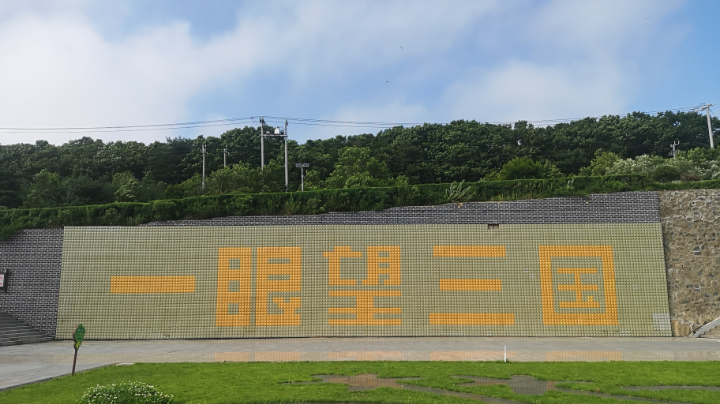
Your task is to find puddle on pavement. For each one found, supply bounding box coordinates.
[454,375,556,395]
[287,373,715,404]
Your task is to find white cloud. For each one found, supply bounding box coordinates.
[0,15,205,144]
[0,0,689,145]
[0,1,501,144]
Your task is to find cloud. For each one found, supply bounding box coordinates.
[0,15,206,144]
[0,0,690,145]
[366,0,686,128]
[0,1,501,144]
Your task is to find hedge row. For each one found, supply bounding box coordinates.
[0,174,715,240]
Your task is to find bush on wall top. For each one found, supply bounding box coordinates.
[1,174,718,240]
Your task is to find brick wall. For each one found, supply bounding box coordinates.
[0,228,63,337]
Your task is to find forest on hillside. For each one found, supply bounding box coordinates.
[0,110,718,209]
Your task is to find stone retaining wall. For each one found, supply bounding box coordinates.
[659,189,720,336]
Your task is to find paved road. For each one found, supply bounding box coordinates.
[1,337,719,390]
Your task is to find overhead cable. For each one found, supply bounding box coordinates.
[0,105,705,135]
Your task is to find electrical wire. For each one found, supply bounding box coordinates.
[0,105,707,135]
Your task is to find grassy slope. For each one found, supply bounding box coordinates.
[1,362,719,404]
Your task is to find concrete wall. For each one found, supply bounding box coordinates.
[0,228,63,336]
[659,189,720,336]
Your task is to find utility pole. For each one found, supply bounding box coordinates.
[670,140,679,159]
[223,144,228,168]
[697,104,715,149]
[296,163,309,191]
[284,119,289,191]
[260,117,265,169]
[201,142,206,191]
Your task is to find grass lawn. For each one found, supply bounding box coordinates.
[1,361,719,404]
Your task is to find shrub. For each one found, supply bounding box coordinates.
[6,174,719,240]
[651,165,682,183]
[492,157,563,180]
[681,173,702,182]
[79,381,173,404]
[446,180,475,203]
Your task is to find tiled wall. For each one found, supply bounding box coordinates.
[0,192,675,339]
[0,228,63,336]
[55,192,670,339]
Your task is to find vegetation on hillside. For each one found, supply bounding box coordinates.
[4,174,720,240]
[0,110,717,209]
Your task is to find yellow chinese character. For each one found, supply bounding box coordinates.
[539,246,618,326]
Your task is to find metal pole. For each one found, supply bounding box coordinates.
[284,119,288,191]
[706,105,715,149]
[224,144,227,168]
[201,142,206,191]
[260,117,265,169]
[671,140,679,159]
[72,348,78,376]
[301,166,304,191]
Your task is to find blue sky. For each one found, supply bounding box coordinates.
[0,0,717,145]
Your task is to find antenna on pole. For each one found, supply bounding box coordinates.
[201,142,206,191]
[260,117,265,169]
[670,140,679,159]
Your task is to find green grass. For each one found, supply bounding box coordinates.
[2,361,719,404]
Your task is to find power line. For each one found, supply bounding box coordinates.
[0,118,258,134]
[0,105,708,135]
[0,117,256,131]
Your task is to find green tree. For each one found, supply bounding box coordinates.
[22,170,65,208]
[63,175,113,206]
[111,172,166,202]
[207,163,259,194]
[0,165,22,208]
[165,174,203,199]
[112,172,141,202]
[579,150,620,176]
[324,147,392,189]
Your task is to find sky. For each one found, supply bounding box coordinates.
[0,0,717,145]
